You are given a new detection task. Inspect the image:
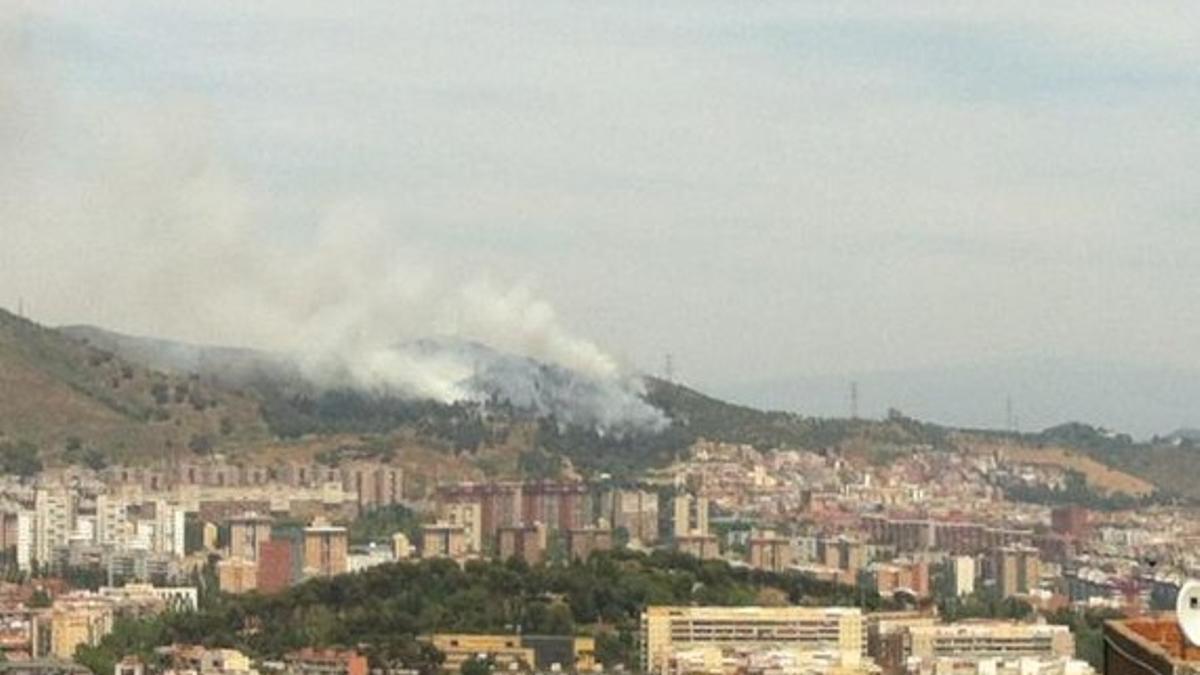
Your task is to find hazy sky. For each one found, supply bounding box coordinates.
[4,2,1200,399]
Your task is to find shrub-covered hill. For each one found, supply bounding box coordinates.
[0,308,267,464]
[74,550,891,674]
[6,312,1198,501]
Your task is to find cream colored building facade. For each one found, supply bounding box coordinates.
[640,606,864,675]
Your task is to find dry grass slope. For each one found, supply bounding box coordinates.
[0,309,267,462]
[957,435,1154,496]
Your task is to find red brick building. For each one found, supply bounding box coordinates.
[437,481,591,548]
[256,539,295,594]
[498,523,547,564]
[521,481,588,533]
[1051,505,1090,539]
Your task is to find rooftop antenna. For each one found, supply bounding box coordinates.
[850,381,859,420]
[1005,396,1015,433]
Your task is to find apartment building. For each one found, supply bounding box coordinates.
[437,502,482,554]
[865,611,938,674]
[48,595,114,659]
[863,560,930,598]
[993,546,1041,598]
[34,488,74,568]
[943,556,977,597]
[302,520,348,578]
[436,482,523,545]
[675,533,721,561]
[672,493,709,538]
[257,540,295,594]
[565,526,612,561]
[217,558,258,594]
[421,523,467,561]
[93,494,127,548]
[601,489,660,545]
[228,512,272,562]
[818,537,868,578]
[748,529,793,573]
[497,523,547,565]
[338,463,403,513]
[521,482,588,533]
[862,516,1033,556]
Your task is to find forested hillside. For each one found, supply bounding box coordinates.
[75,550,889,674]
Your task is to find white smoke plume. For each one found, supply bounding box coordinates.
[0,7,665,432]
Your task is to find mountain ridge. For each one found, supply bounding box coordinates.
[1,309,1195,500]
[721,356,1200,440]
[0,309,268,462]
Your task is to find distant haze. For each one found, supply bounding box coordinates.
[722,357,1200,439]
[3,3,1200,435]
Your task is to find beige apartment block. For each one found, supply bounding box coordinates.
[421,523,467,561]
[303,519,349,578]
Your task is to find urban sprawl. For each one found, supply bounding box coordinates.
[0,440,1194,675]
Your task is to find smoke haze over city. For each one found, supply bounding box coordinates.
[3,2,1200,433]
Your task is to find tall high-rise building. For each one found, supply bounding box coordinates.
[819,537,867,574]
[565,526,613,561]
[303,519,348,578]
[944,555,976,597]
[153,501,187,557]
[438,502,482,554]
[672,493,708,538]
[94,494,128,548]
[993,546,1040,598]
[339,463,402,513]
[16,510,34,572]
[257,539,295,594]
[228,512,273,562]
[421,522,467,561]
[497,523,547,565]
[520,482,588,533]
[604,489,660,544]
[748,529,792,572]
[436,482,523,547]
[34,487,75,567]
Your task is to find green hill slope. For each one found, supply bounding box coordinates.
[6,311,1199,501]
[0,309,268,463]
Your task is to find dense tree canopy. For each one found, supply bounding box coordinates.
[77,550,888,674]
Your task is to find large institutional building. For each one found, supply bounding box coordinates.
[640,606,864,675]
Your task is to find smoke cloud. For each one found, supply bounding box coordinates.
[0,7,665,432]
